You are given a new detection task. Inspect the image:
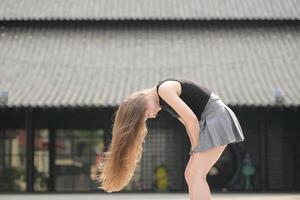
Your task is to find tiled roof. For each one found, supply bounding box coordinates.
[0,23,299,108]
[0,0,300,21]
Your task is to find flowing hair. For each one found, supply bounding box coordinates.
[97,89,150,192]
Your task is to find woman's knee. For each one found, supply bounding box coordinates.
[189,168,207,183]
[185,166,207,184]
[187,155,212,182]
[184,166,191,183]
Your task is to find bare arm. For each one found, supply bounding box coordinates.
[178,117,186,126]
[158,82,200,150]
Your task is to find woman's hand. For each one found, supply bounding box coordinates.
[177,117,200,155]
[178,117,199,151]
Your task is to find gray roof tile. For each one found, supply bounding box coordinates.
[0,23,300,108]
[0,0,300,21]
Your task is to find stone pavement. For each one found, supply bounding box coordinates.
[0,193,299,200]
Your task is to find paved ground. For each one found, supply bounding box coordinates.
[0,193,299,200]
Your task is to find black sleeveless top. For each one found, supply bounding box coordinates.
[156,78,212,120]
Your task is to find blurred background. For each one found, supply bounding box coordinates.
[0,0,299,194]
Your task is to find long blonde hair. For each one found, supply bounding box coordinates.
[97,89,150,192]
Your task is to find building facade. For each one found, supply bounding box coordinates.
[0,0,300,193]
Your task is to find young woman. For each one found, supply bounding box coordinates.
[98,78,245,199]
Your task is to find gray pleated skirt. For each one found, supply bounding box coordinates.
[191,92,245,153]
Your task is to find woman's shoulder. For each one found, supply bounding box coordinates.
[157,78,182,97]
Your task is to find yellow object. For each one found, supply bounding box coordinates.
[154,165,169,191]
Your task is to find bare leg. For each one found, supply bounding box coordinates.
[186,144,227,200]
